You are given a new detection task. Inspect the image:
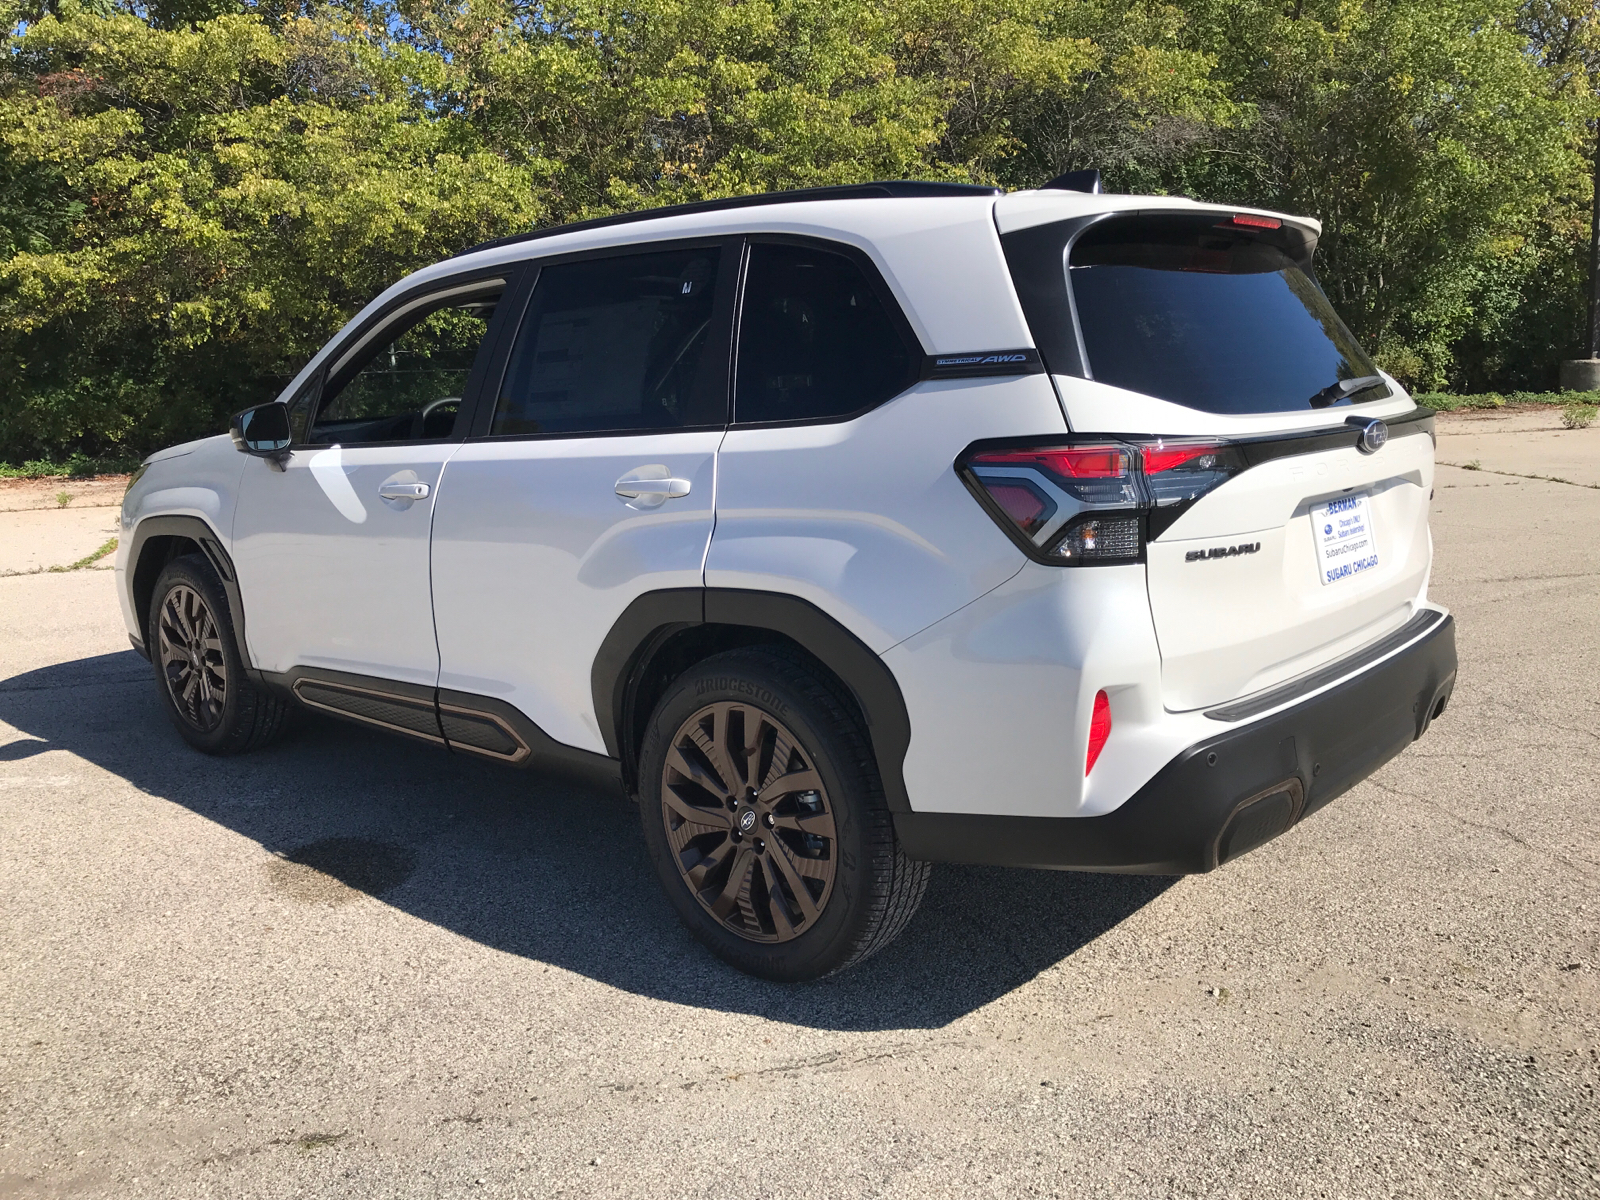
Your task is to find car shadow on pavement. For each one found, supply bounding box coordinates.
[0,650,1175,1031]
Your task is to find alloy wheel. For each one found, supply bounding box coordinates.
[659,701,839,943]
[156,583,227,732]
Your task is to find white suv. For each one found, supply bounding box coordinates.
[117,178,1458,980]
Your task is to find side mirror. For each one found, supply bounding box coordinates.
[230,402,292,456]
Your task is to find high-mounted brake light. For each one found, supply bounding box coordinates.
[1086,690,1111,775]
[1230,213,1281,230]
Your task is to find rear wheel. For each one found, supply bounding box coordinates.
[148,554,291,755]
[637,649,929,980]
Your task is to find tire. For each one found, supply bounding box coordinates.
[637,648,930,981]
[147,554,292,755]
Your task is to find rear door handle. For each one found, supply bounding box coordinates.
[378,481,430,500]
[615,465,691,509]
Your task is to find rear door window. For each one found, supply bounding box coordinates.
[1056,215,1386,415]
[491,245,727,436]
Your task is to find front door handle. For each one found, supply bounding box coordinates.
[615,465,691,509]
[378,481,430,500]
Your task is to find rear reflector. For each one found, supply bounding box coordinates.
[1086,690,1111,775]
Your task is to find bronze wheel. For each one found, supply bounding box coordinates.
[639,648,930,980]
[659,700,839,944]
[156,582,228,733]
[146,554,291,755]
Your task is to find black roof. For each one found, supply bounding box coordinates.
[452,180,1004,259]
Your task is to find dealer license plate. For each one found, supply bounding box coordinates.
[1313,493,1379,586]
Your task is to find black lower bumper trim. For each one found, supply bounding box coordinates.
[894,612,1457,874]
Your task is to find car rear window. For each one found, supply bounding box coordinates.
[1060,215,1387,415]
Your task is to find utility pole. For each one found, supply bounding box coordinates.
[1561,121,1600,390]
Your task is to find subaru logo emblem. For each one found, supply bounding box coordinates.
[738,809,758,833]
[1357,419,1388,454]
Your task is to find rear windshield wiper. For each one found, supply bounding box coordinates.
[1308,375,1385,408]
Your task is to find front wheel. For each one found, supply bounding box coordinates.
[147,554,291,755]
[637,649,929,980]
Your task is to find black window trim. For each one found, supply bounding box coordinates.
[728,232,928,430]
[293,262,525,451]
[464,234,745,444]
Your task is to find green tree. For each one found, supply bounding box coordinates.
[2,0,1594,462]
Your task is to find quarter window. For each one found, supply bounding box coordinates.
[491,247,726,436]
[734,242,915,424]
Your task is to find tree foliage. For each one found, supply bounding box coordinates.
[0,0,1594,461]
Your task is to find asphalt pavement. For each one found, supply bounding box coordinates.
[1,415,1597,1199]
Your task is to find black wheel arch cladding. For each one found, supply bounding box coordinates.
[592,589,914,811]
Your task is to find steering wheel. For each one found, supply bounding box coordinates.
[411,396,463,440]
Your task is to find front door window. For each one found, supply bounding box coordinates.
[311,281,503,445]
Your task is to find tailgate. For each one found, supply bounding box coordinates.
[1146,426,1434,710]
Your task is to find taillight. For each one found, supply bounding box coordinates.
[962,443,1141,562]
[1086,690,1111,775]
[1140,440,1244,515]
[959,437,1244,562]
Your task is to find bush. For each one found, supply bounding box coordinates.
[1562,403,1598,429]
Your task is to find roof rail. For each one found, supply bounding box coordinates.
[451,180,1005,259]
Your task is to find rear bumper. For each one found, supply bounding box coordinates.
[894,610,1457,873]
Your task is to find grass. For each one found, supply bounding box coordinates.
[1414,389,1600,412]
[47,537,118,573]
[1563,402,1598,429]
[0,452,141,479]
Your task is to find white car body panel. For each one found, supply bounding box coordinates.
[116,435,243,640]
[882,562,1183,818]
[993,189,1323,238]
[430,432,720,753]
[1146,432,1435,710]
[706,374,1064,652]
[230,443,456,686]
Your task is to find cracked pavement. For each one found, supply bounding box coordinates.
[1,428,1597,1198]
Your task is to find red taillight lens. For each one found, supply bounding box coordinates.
[970,447,1130,478]
[1086,690,1111,775]
[1139,440,1245,516]
[985,481,1049,534]
[1142,443,1226,474]
[1230,213,1281,229]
